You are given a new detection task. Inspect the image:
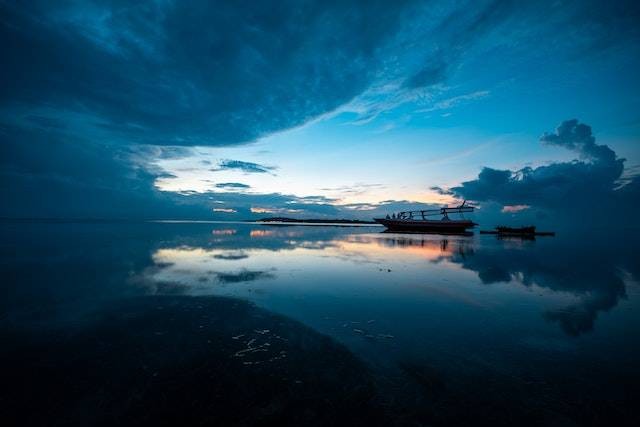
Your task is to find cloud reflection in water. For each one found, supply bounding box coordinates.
[139,226,638,338]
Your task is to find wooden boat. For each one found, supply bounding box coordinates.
[374,202,476,233]
[496,225,536,234]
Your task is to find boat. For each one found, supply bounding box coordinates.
[374,201,476,233]
[496,225,536,234]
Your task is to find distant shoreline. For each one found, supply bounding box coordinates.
[0,217,381,227]
[253,217,378,225]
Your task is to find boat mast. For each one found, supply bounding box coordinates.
[396,202,474,220]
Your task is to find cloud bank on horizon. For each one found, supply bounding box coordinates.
[1,0,639,226]
[451,120,639,225]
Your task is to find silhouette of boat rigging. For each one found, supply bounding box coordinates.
[374,201,476,233]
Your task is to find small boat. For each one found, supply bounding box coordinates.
[374,201,476,233]
[496,225,536,234]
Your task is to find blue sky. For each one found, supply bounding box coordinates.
[1,0,639,226]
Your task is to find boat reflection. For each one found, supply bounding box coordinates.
[136,226,638,337]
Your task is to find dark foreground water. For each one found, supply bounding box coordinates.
[1,221,639,426]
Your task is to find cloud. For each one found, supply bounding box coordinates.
[0,123,209,219]
[293,195,339,204]
[3,2,639,222]
[212,252,249,261]
[429,186,454,196]
[403,59,449,89]
[451,120,633,227]
[341,203,381,211]
[181,191,344,219]
[214,182,251,189]
[250,207,303,215]
[558,0,640,55]
[544,293,620,337]
[540,119,617,163]
[327,0,518,124]
[402,0,515,90]
[213,269,275,284]
[501,204,530,213]
[214,160,276,174]
[417,90,490,113]
[449,230,634,336]
[1,0,419,147]
[343,0,640,124]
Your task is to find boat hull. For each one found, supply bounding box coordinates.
[374,218,476,233]
[495,226,536,234]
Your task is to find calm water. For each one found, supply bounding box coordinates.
[2,221,639,426]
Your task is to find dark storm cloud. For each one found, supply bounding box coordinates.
[561,0,640,55]
[214,160,276,174]
[403,0,515,89]
[0,123,212,219]
[403,0,640,91]
[3,1,640,221]
[451,120,633,225]
[2,0,412,220]
[1,0,418,146]
[0,119,348,218]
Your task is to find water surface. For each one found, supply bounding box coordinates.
[1,221,639,426]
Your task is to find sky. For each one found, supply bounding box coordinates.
[1,0,640,227]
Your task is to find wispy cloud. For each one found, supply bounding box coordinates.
[215,182,251,189]
[318,183,386,196]
[501,204,530,213]
[213,160,277,174]
[250,207,303,215]
[417,90,490,113]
